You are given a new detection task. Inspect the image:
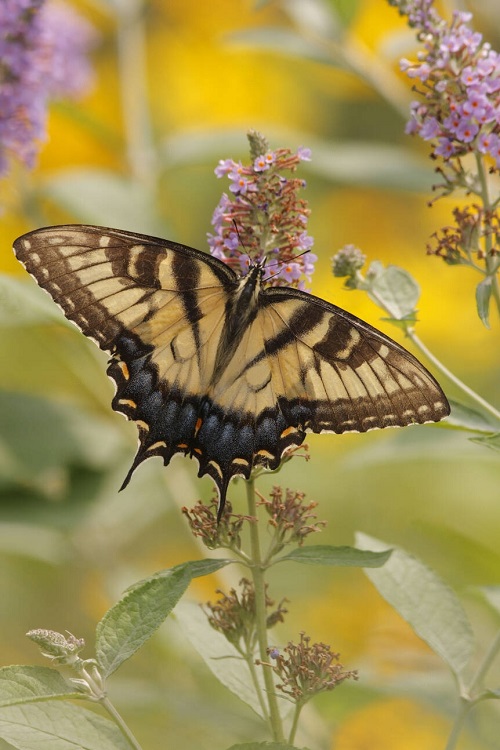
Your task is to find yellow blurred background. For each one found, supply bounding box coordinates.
[1,1,499,748]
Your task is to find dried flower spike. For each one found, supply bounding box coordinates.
[262,632,357,705]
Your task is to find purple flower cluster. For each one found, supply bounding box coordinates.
[393,0,500,166]
[207,141,317,290]
[0,0,96,177]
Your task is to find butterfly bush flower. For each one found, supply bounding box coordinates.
[389,0,500,323]
[207,131,317,291]
[0,0,96,177]
[393,1,500,166]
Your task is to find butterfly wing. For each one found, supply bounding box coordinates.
[258,285,450,436]
[14,225,450,516]
[13,224,241,494]
[181,283,450,506]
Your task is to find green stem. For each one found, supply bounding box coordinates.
[365,280,500,424]
[115,0,157,188]
[246,651,271,722]
[445,629,500,750]
[78,664,143,750]
[288,702,304,746]
[444,699,472,750]
[246,478,285,742]
[100,696,144,750]
[475,153,500,317]
[408,329,500,424]
[468,628,500,696]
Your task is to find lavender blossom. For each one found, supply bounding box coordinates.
[0,0,96,177]
[392,0,500,167]
[207,132,317,290]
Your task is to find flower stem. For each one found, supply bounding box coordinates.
[115,0,157,188]
[468,627,500,696]
[77,664,143,750]
[246,478,285,742]
[100,696,144,750]
[408,329,500,424]
[475,152,500,317]
[444,699,472,750]
[365,278,500,424]
[445,628,500,749]
[288,702,303,746]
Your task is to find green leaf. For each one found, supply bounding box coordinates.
[226,743,310,750]
[476,277,492,328]
[483,688,500,699]
[124,558,232,593]
[96,565,192,678]
[41,169,165,235]
[477,586,500,616]
[356,533,474,677]
[470,432,500,452]
[0,667,77,707]
[445,399,500,433]
[228,28,346,66]
[277,545,392,567]
[0,274,73,329]
[367,265,420,321]
[174,601,269,719]
[302,140,434,192]
[0,701,129,749]
[0,392,122,509]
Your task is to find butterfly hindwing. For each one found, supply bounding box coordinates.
[259,287,450,433]
[14,224,450,514]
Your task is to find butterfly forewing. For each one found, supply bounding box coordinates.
[14,224,450,515]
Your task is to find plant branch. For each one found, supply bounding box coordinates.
[246,478,284,742]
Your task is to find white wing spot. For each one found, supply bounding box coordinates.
[378,344,390,359]
[99,235,111,247]
[23,239,31,250]
[339,419,356,428]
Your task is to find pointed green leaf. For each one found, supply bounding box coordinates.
[277,545,391,567]
[228,28,346,66]
[96,565,192,678]
[174,601,269,719]
[356,533,474,676]
[0,701,129,749]
[477,586,500,616]
[42,168,165,235]
[367,265,420,320]
[445,399,500,433]
[476,277,492,328]
[226,743,310,750]
[0,667,77,707]
[0,274,73,329]
[470,432,500,452]
[124,558,232,593]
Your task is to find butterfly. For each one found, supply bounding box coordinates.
[14,225,450,517]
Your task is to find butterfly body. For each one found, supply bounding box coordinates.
[14,225,450,515]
